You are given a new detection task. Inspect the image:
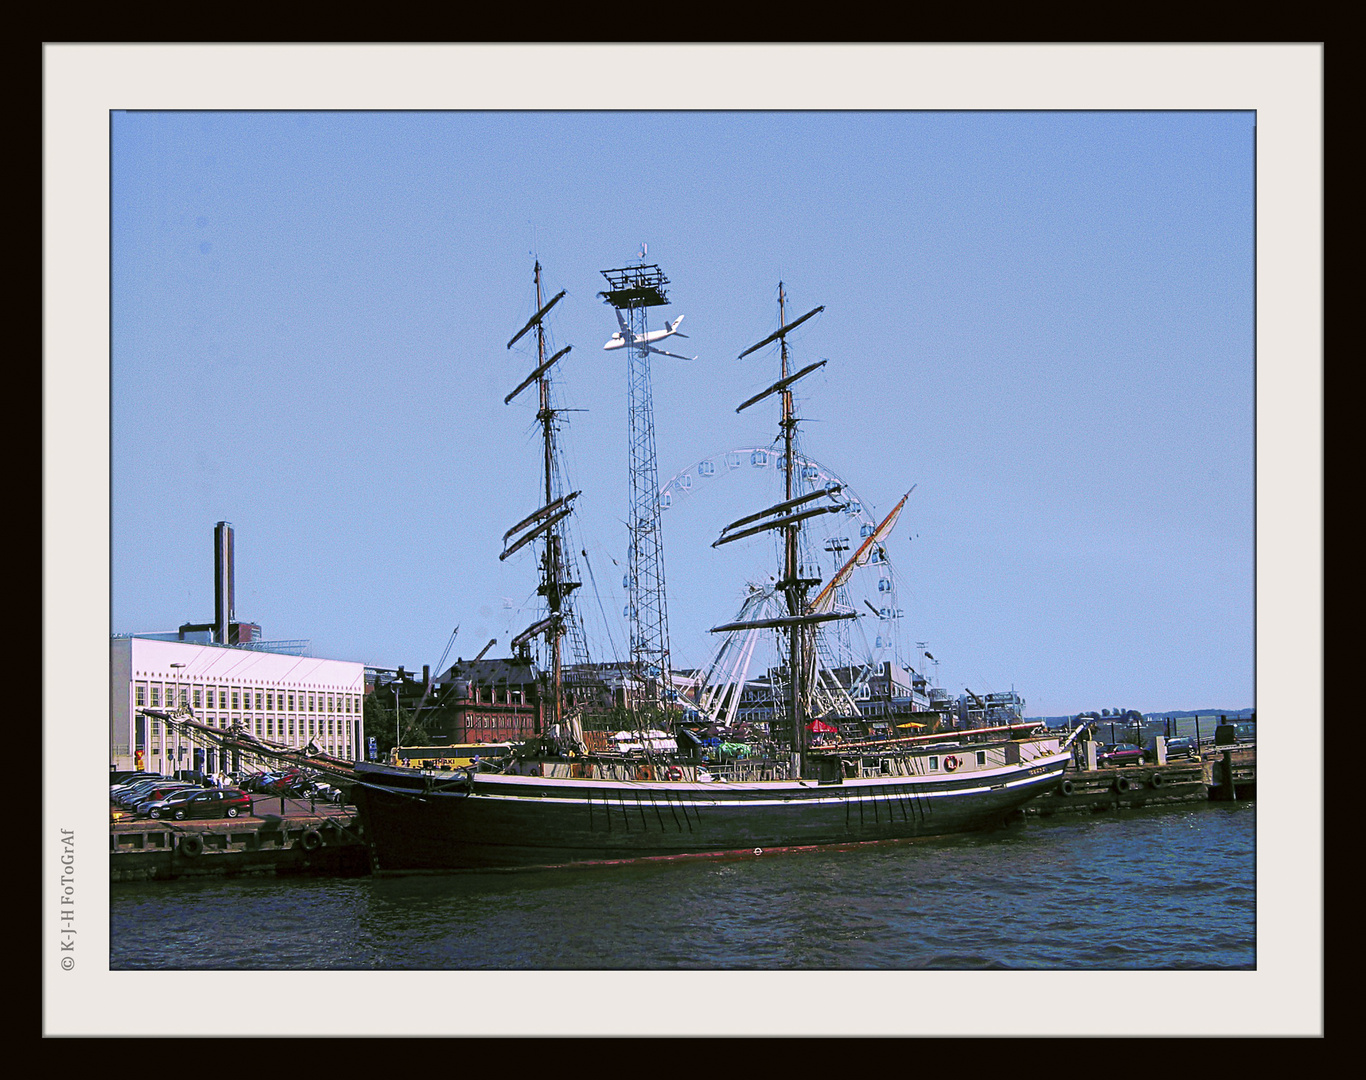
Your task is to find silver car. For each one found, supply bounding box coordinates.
[139,787,202,818]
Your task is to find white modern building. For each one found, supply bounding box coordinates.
[110,636,366,774]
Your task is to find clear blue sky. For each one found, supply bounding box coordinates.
[111,109,1255,716]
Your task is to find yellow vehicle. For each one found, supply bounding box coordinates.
[389,742,513,770]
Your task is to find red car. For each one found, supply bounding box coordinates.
[1097,743,1146,767]
[162,788,252,820]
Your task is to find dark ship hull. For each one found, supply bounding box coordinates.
[353,747,1070,873]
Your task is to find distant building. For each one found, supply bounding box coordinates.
[423,655,545,744]
[110,636,365,774]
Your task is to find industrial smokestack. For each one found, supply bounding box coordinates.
[214,521,235,644]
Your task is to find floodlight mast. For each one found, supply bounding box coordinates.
[599,262,675,713]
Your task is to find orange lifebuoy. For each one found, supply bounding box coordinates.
[636,765,654,781]
[943,755,960,772]
[666,766,683,781]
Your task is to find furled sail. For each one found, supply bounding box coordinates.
[808,487,914,614]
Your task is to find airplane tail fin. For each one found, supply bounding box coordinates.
[667,315,687,337]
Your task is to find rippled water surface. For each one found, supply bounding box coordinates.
[111,801,1254,970]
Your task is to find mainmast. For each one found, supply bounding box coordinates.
[778,286,804,773]
[717,284,853,778]
[503,260,579,736]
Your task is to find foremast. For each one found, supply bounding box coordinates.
[503,260,581,738]
[715,284,854,777]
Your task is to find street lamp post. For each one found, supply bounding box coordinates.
[167,662,186,774]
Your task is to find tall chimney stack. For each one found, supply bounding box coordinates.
[214,521,235,644]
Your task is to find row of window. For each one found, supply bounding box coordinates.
[135,684,360,715]
[145,714,358,742]
[144,748,355,764]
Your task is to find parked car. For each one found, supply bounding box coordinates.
[120,782,196,808]
[111,775,170,797]
[1097,742,1146,767]
[111,770,159,786]
[162,788,252,820]
[113,778,180,804]
[139,787,204,818]
[301,781,344,803]
[1164,736,1198,759]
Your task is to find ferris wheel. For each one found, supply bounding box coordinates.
[656,446,913,722]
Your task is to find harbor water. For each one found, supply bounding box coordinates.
[110,800,1254,970]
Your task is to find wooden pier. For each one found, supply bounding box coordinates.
[110,810,369,882]
[1204,746,1257,801]
[1027,745,1256,816]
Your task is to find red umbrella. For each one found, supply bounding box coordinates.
[806,719,839,733]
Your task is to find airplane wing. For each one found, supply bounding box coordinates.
[604,308,634,350]
[648,345,698,361]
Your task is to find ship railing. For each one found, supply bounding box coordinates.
[703,760,793,783]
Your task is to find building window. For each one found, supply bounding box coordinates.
[255,717,263,737]
[267,691,274,711]
[328,717,335,735]
[327,695,334,713]
[289,718,296,737]
[193,687,202,708]
[231,690,240,710]
[151,686,161,707]
[254,691,263,710]
[135,684,146,707]
[266,717,274,738]
[288,692,295,711]
[309,694,315,712]
[179,686,189,707]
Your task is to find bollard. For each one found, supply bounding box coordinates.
[1222,749,1237,801]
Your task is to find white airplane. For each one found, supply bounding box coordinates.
[603,309,696,360]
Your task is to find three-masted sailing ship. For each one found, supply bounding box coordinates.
[351,269,1071,873]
